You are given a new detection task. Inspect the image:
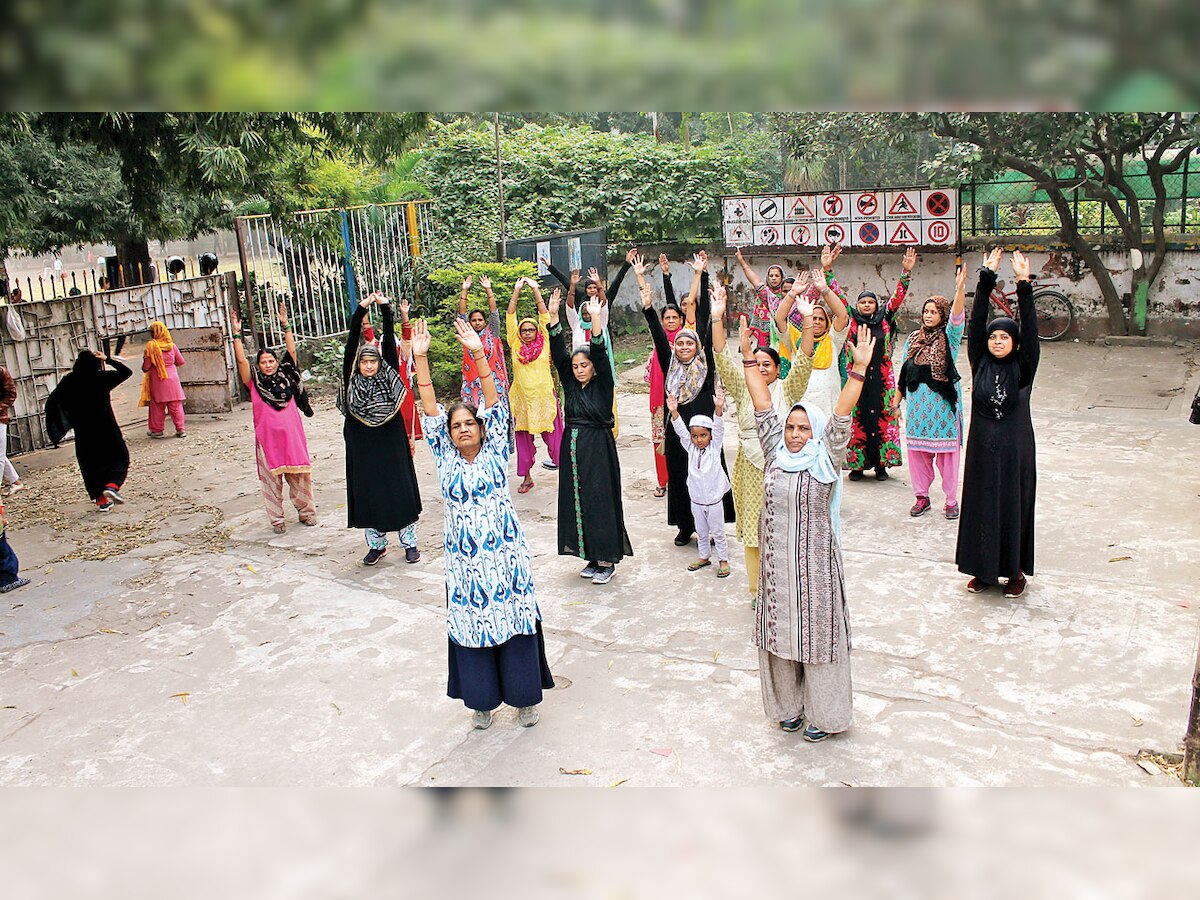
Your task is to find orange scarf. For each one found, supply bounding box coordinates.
[139,322,174,407]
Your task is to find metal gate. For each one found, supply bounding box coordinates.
[1,273,238,455]
[234,200,435,350]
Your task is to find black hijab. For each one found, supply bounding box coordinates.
[972,317,1029,421]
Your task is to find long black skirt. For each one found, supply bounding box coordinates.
[557,423,633,563]
[447,622,555,711]
[955,394,1037,583]
[76,429,130,500]
[343,413,422,532]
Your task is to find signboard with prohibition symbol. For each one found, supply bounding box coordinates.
[722,186,956,248]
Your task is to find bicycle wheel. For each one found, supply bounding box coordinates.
[1032,289,1073,341]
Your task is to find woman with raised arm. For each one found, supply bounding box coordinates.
[711,281,813,601]
[733,246,787,349]
[956,249,1040,598]
[899,265,968,519]
[840,247,916,481]
[548,290,633,585]
[342,292,422,566]
[229,306,317,533]
[643,252,734,546]
[44,348,133,513]
[634,254,684,497]
[411,318,554,730]
[747,323,874,743]
[775,248,851,409]
[659,253,698,331]
[506,276,563,494]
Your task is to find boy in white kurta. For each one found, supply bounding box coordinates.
[668,386,732,577]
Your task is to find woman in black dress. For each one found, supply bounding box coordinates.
[955,249,1040,598]
[45,350,132,512]
[342,291,422,566]
[548,292,632,586]
[642,252,735,545]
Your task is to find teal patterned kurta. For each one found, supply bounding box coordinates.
[902,311,966,454]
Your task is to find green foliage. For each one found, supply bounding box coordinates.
[413,122,776,263]
[306,338,346,386]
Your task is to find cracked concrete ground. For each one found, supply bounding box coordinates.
[1,340,1197,786]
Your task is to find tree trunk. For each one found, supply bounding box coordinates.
[1046,191,1129,335]
[114,235,155,288]
[1185,629,1200,785]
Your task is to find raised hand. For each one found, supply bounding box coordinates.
[640,283,653,310]
[230,310,243,334]
[626,247,638,264]
[710,282,727,320]
[548,286,562,318]
[359,291,374,309]
[796,292,815,318]
[479,275,492,291]
[631,253,648,278]
[688,252,707,273]
[539,254,551,269]
[1011,250,1031,280]
[375,292,391,305]
[277,301,289,327]
[524,275,538,289]
[902,247,918,273]
[658,253,670,275]
[400,297,411,320]
[666,393,679,418]
[808,267,827,293]
[410,319,432,356]
[955,264,968,294]
[585,298,603,325]
[985,247,1003,272]
[849,324,876,371]
[714,381,726,416]
[587,267,601,284]
[453,316,484,355]
[822,242,843,271]
[461,275,473,292]
[569,268,581,284]
[735,246,746,263]
[738,314,753,357]
[794,270,812,295]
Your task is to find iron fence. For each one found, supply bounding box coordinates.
[961,160,1200,237]
[234,200,436,349]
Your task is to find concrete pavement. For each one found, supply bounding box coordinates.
[1,339,1197,785]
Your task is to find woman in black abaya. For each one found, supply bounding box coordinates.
[955,249,1040,598]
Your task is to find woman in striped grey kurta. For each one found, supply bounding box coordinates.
[745,324,874,742]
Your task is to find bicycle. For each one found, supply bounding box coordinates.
[988,274,1075,342]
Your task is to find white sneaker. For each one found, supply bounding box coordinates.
[517,706,540,728]
[471,709,493,730]
[5,483,22,496]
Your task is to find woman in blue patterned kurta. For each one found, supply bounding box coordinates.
[411,317,554,731]
[898,266,968,520]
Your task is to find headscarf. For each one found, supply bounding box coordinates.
[665,327,709,405]
[773,401,843,543]
[900,295,960,406]
[138,321,174,407]
[254,348,313,417]
[972,317,1026,421]
[345,344,406,427]
[515,317,545,365]
[461,316,508,405]
[851,290,888,327]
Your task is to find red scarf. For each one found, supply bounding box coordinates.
[516,319,545,365]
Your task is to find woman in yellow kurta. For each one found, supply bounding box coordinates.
[507,276,564,494]
[710,280,814,600]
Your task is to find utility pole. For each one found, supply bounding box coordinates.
[495,112,507,260]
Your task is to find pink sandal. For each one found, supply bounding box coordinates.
[518,480,534,494]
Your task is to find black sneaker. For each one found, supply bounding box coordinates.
[579,562,599,579]
[97,499,113,512]
[0,578,30,594]
[780,715,804,733]
[803,725,832,743]
[363,547,387,566]
[405,547,421,564]
[848,470,865,481]
[875,468,889,481]
[103,486,125,504]
[591,565,616,585]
